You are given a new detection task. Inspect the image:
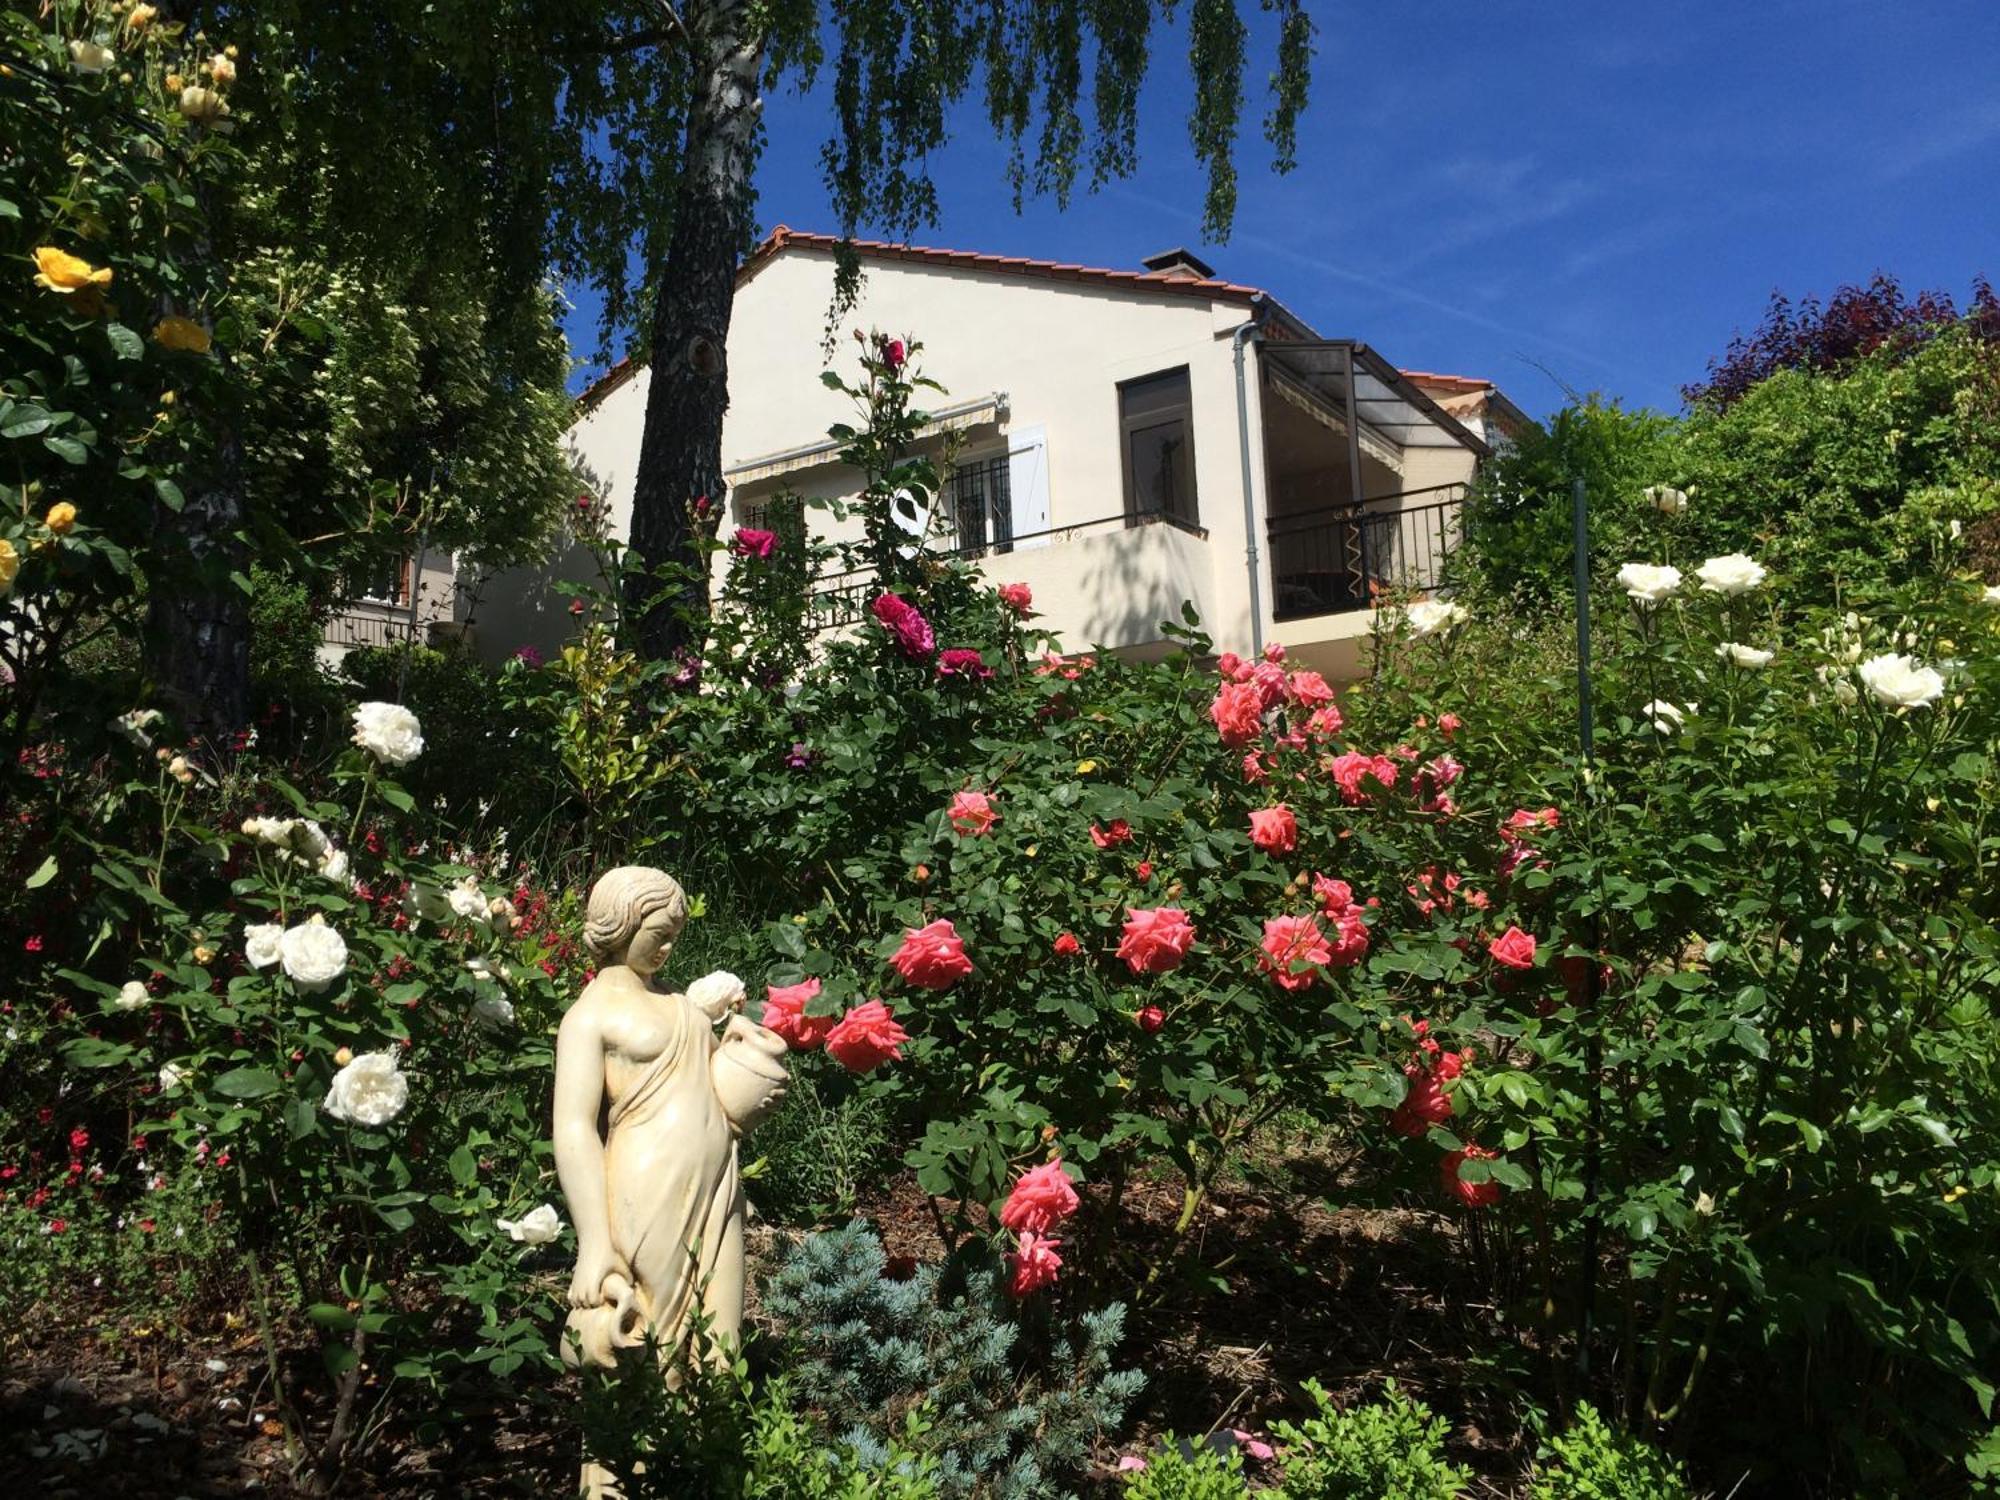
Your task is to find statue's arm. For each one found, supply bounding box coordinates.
[553,1002,626,1306]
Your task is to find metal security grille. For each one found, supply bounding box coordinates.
[946,453,1013,556]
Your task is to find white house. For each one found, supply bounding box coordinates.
[425,229,1529,680]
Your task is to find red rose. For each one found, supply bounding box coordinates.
[1116,906,1195,975]
[883,337,907,372]
[1052,931,1082,957]
[936,648,994,681]
[1441,1144,1504,1207]
[730,527,777,560]
[1487,925,1538,971]
[825,1000,909,1072]
[761,978,835,1049]
[1136,1004,1165,1034]
[1090,819,1133,849]
[1248,804,1298,855]
[890,919,974,991]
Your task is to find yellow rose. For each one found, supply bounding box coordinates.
[164,71,181,91]
[153,315,212,354]
[0,537,19,593]
[45,502,78,535]
[33,246,113,294]
[178,84,228,123]
[125,3,158,31]
[208,52,235,86]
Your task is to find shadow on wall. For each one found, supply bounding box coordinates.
[1030,519,1216,663]
[464,538,606,667]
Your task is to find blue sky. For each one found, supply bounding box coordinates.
[563,2,2000,421]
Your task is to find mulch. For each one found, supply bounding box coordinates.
[0,1161,1531,1497]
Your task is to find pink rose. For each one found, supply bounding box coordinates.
[1502,806,1561,839]
[1249,660,1289,710]
[1090,819,1133,849]
[1261,641,1287,663]
[1258,913,1330,991]
[1208,681,1265,748]
[1328,751,1394,805]
[1312,874,1354,915]
[1488,925,1538,971]
[1306,705,1345,740]
[869,592,936,659]
[1116,906,1195,975]
[1390,1062,1455,1137]
[825,1000,909,1072]
[1286,670,1335,710]
[1216,651,1247,680]
[1326,907,1370,968]
[761,977,834,1049]
[890,918,974,991]
[948,789,999,837]
[999,582,1033,614]
[730,527,777,560]
[1242,751,1271,784]
[936,648,994,681]
[1248,804,1298,855]
[1006,1229,1063,1297]
[1438,712,1463,735]
[999,1157,1080,1234]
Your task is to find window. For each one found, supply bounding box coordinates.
[1120,367,1197,526]
[351,555,410,607]
[946,453,1013,554]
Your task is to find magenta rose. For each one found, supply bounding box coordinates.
[870,592,936,660]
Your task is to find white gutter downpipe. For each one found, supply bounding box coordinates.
[1232,297,1268,658]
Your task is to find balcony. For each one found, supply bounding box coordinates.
[1267,483,1465,622]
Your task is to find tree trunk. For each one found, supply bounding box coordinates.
[146,425,251,735]
[624,0,764,660]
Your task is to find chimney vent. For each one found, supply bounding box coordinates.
[1140,247,1217,281]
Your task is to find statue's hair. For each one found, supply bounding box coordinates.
[583,866,688,965]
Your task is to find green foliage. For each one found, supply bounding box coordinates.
[580,1329,942,1500]
[1270,1380,1470,1499]
[1457,327,2000,611]
[1528,1405,1692,1500]
[1122,1442,1249,1500]
[762,1223,1144,1498]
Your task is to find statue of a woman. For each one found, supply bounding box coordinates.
[553,865,788,1404]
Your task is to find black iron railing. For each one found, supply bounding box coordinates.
[1266,483,1465,622]
[325,608,425,652]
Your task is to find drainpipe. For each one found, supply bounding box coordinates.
[1232,296,1267,658]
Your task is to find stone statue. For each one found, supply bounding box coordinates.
[553,866,789,1488]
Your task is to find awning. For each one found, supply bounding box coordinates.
[1259,343,1489,456]
[725,392,1010,486]
[1265,363,1405,473]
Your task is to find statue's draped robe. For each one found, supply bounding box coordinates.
[602,990,740,1352]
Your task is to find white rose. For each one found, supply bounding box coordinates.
[447,877,490,927]
[1856,652,1944,710]
[319,848,351,884]
[1695,553,1767,596]
[158,1062,187,1093]
[1644,484,1689,515]
[115,981,150,1011]
[69,38,114,73]
[1617,563,1682,608]
[279,915,348,993]
[113,708,163,749]
[1642,699,1687,734]
[351,701,425,767]
[472,994,517,1029]
[1716,642,1773,669]
[244,816,297,848]
[179,84,229,124]
[290,821,330,860]
[208,52,236,86]
[321,1051,408,1127]
[1832,678,1859,708]
[496,1204,562,1245]
[403,883,452,925]
[1983,586,2000,606]
[686,970,747,1022]
[1403,599,1467,638]
[243,923,284,970]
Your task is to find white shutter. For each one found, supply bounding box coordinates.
[1008,425,1051,550]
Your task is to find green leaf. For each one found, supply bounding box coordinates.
[376,782,416,813]
[307,1302,356,1332]
[154,477,184,511]
[44,434,89,464]
[212,1066,282,1100]
[25,855,57,889]
[2,405,54,439]
[106,322,143,360]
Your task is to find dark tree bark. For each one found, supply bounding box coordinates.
[624,0,764,660]
[146,426,251,735]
